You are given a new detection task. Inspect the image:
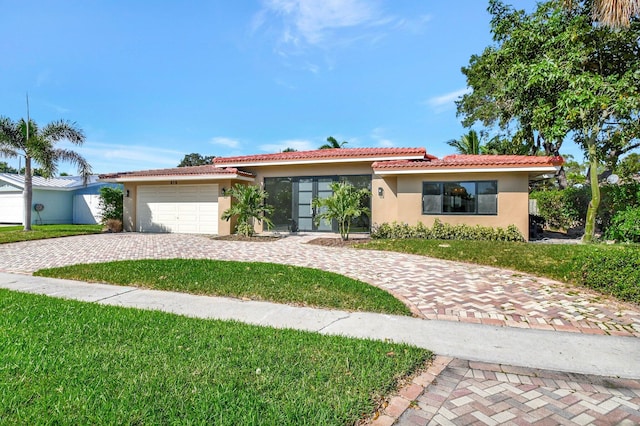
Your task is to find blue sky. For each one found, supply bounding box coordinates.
[3,0,578,175]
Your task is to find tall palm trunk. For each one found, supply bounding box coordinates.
[23,156,33,231]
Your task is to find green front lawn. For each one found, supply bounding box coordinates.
[0,290,430,425]
[35,259,412,315]
[358,239,640,304]
[0,224,102,244]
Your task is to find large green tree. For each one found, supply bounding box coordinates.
[0,161,18,174]
[0,117,91,230]
[178,153,215,167]
[458,0,640,241]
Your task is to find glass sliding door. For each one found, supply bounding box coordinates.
[264,174,372,233]
[295,178,314,231]
[295,177,334,232]
[314,177,334,231]
[264,177,293,231]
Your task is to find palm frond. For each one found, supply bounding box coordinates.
[42,120,86,144]
[592,0,640,27]
[52,149,93,182]
[0,117,25,151]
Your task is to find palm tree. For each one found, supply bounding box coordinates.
[221,184,274,237]
[312,181,370,241]
[446,130,483,155]
[319,136,348,149]
[563,0,640,28]
[0,117,91,230]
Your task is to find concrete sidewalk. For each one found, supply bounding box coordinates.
[2,272,639,380]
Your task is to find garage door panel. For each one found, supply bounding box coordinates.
[137,184,218,234]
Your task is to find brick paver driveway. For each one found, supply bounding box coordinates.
[1,232,638,337]
[3,233,640,425]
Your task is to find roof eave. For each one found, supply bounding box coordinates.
[374,165,561,175]
[99,174,255,183]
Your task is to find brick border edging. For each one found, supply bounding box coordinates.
[365,355,454,426]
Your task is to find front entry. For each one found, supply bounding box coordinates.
[264,175,371,233]
[295,177,333,232]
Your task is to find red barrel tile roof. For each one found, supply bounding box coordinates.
[372,155,564,170]
[214,147,432,164]
[99,165,254,179]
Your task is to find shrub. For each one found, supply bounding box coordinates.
[529,187,590,230]
[580,247,640,305]
[599,183,640,231]
[604,207,640,243]
[370,220,525,242]
[104,218,123,233]
[530,183,640,233]
[98,187,124,223]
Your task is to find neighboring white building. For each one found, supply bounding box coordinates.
[0,174,118,225]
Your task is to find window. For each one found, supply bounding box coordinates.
[422,181,497,215]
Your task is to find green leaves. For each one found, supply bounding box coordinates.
[221,184,274,237]
[312,182,370,241]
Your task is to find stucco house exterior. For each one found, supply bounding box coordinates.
[0,174,116,225]
[100,148,562,240]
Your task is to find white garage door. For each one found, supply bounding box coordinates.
[137,184,218,234]
[0,193,24,223]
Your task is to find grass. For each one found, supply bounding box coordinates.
[0,224,102,244]
[358,239,640,296]
[35,259,412,315]
[0,289,431,425]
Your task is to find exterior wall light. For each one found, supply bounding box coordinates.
[378,187,384,197]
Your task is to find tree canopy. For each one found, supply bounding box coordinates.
[457,0,640,241]
[178,153,215,167]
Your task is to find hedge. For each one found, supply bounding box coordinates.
[370,220,525,242]
[580,247,640,305]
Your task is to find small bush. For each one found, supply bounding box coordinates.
[104,219,123,233]
[530,187,590,230]
[581,248,640,305]
[604,207,640,243]
[99,187,124,223]
[370,220,525,242]
[599,183,640,231]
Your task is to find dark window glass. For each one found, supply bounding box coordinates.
[423,181,497,215]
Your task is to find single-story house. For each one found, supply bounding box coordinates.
[0,174,117,225]
[99,147,563,240]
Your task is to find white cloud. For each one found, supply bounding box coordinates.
[426,88,471,113]
[370,127,396,147]
[58,141,184,173]
[393,14,432,34]
[254,0,393,57]
[210,136,240,148]
[259,139,315,152]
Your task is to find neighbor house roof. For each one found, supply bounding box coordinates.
[214,147,434,167]
[99,165,255,183]
[372,155,564,174]
[0,174,101,191]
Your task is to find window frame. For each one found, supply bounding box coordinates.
[421,180,498,216]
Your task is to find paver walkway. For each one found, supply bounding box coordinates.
[0,232,638,337]
[376,356,640,426]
